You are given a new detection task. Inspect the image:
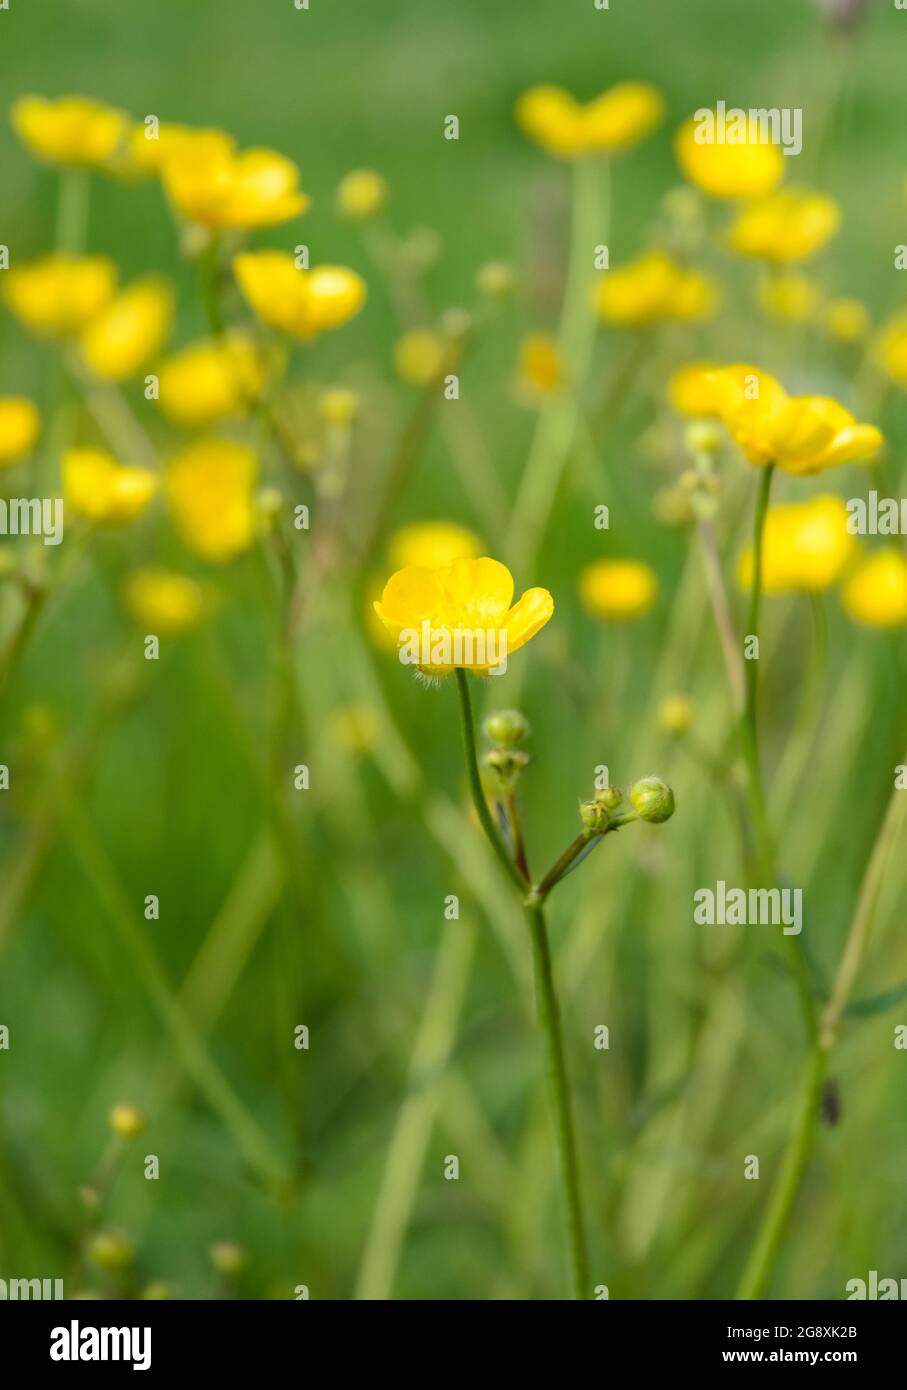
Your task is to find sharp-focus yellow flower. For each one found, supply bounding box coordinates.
[728,188,840,264]
[388,520,481,571]
[674,112,784,199]
[124,568,206,635]
[597,251,717,327]
[756,271,819,323]
[166,438,257,562]
[738,495,855,593]
[162,134,309,229]
[157,334,262,428]
[4,255,117,338]
[393,329,449,386]
[63,448,158,524]
[701,364,883,475]
[337,168,388,219]
[822,298,869,344]
[79,276,174,380]
[12,94,128,168]
[876,311,907,388]
[841,549,907,627]
[578,558,658,620]
[518,333,567,398]
[515,81,663,158]
[0,397,40,465]
[374,556,554,676]
[233,252,366,338]
[669,362,723,416]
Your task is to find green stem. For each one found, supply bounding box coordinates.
[200,234,225,338]
[737,1044,827,1299]
[454,669,527,894]
[526,902,589,1299]
[56,168,90,255]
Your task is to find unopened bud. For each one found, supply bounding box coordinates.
[88,1231,134,1272]
[594,785,623,812]
[109,1104,145,1139]
[658,694,692,735]
[483,709,529,747]
[684,421,723,457]
[209,1241,245,1276]
[629,776,675,824]
[580,799,611,835]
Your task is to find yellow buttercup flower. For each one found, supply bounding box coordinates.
[373,556,554,677]
[822,298,869,344]
[728,188,840,264]
[63,448,158,524]
[233,252,366,338]
[756,271,819,323]
[123,567,207,635]
[876,311,907,388]
[674,112,784,199]
[166,438,257,562]
[12,94,128,168]
[117,122,230,178]
[738,495,855,594]
[388,520,481,571]
[515,81,663,158]
[578,558,658,620]
[703,364,883,475]
[393,329,449,386]
[841,549,907,628]
[4,254,117,338]
[518,333,567,398]
[669,362,723,417]
[0,397,40,465]
[162,134,309,229]
[80,276,174,380]
[337,168,388,219]
[157,334,262,428]
[597,251,717,327]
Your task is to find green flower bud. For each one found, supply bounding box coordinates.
[88,1231,134,1272]
[483,709,530,747]
[481,746,529,795]
[594,784,623,812]
[209,1241,245,1276]
[629,776,675,824]
[580,799,611,835]
[684,420,723,457]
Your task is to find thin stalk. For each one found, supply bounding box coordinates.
[56,168,90,254]
[454,669,527,894]
[740,464,775,871]
[526,902,589,1299]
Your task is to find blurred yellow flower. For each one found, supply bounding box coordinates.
[114,123,226,179]
[80,276,174,380]
[876,311,907,388]
[738,495,855,593]
[658,693,693,734]
[476,261,517,300]
[123,567,206,635]
[63,448,158,524]
[669,361,723,416]
[515,81,663,158]
[728,188,840,264]
[233,252,366,338]
[157,334,262,428]
[166,438,257,562]
[822,298,869,344]
[337,168,388,219]
[578,558,658,620]
[674,112,784,199]
[374,556,554,676]
[319,387,360,426]
[12,94,128,167]
[704,364,883,475]
[393,329,449,386]
[0,396,40,465]
[328,703,381,754]
[518,332,567,398]
[4,254,117,337]
[756,271,819,323]
[597,251,717,327]
[388,520,481,570]
[162,134,309,229]
[841,549,907,628]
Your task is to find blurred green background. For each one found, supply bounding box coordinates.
[1,0,906,1299]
